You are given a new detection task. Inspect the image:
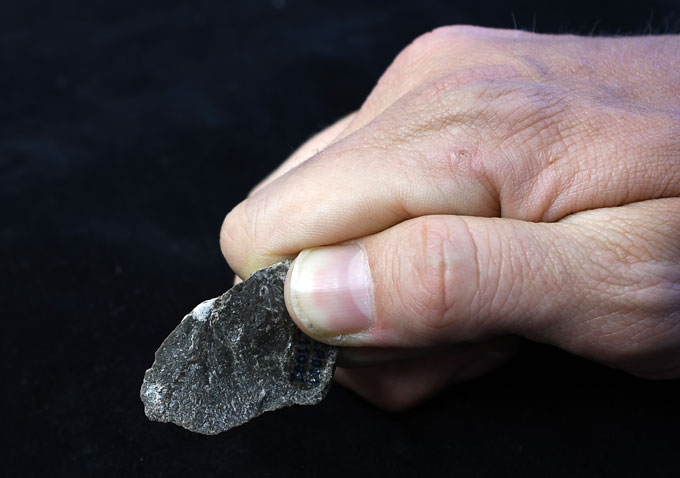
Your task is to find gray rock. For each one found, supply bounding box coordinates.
[140,260,337,434]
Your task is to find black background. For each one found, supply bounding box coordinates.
[3,1,680,476]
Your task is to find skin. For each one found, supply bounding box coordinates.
[221,26,680,411]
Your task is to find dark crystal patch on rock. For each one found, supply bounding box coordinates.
[140,260,338,434]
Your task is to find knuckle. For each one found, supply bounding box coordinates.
[391,25,478,75]
[429,24,478,36]
[433,24,526,38]
[359,25,506,131]
[397,217,477,335]
[399,30,443,64]
[422,24,495,45]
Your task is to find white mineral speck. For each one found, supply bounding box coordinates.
[192,298,216,322]
[144,382,164,405]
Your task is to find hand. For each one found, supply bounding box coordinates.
[221,26,680,410]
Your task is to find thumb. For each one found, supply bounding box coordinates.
[284,214,570,347]
[285,202,680,378]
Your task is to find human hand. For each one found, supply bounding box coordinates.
[221,27,680,410]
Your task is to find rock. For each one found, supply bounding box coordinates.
[140,260,338,434]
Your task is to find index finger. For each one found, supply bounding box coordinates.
[219,105,499,278]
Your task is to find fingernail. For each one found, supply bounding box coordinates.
[287,245,374,337]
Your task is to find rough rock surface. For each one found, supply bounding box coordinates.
[140,260,338,434]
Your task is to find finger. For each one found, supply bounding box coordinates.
[221,78,680,278]
[221,112,500,278]
[248,112,356,196]
[284,198,680,376]
[334,339,516,411]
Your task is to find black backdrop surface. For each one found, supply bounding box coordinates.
[3,1,679,476]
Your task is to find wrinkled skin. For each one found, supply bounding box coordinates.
[221,27,680,410]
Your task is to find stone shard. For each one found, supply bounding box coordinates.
[140,260,337,435]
